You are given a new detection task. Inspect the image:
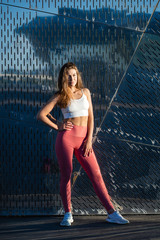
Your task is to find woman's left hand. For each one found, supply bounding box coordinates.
[82,139,93,157]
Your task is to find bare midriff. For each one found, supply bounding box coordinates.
[63,116,88,126]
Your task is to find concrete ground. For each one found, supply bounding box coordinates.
[0,215,160,240]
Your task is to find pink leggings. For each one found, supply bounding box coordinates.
[55,125,114,213]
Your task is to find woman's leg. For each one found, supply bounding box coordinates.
[55,132,74,213]
[74,147,114,213]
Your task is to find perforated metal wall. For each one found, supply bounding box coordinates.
[0,0,160,216]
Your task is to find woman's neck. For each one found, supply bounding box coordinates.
[70,87,77,93]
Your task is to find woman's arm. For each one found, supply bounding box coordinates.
[85,88,94,142]
[36,94,60,130]
[36,94,73,131]
[83,88,94,156]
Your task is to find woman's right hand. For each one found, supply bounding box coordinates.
[58,121,73,131]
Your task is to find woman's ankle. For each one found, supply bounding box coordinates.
[65,211,72,215]
[108,209,115,214]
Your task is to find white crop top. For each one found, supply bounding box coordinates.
[61,90,89,119]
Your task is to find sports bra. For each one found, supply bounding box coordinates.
[61,89,89,119]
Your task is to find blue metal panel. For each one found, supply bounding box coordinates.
[0,0,160,215]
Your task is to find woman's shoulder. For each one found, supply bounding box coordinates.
[82,88,91,96]
[48,92,60,104]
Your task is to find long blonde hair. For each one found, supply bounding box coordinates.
[57,62,84,108]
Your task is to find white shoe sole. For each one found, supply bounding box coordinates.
[106,218,129,224]
[60,218,74,227]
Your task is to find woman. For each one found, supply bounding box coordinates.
[37,62,129,226]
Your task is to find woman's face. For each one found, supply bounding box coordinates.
[67,68,78,88]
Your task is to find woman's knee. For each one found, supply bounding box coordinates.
[91,169,103,183]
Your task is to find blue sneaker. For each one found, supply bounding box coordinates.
[60,212,74,227]
[106,211,129,224]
